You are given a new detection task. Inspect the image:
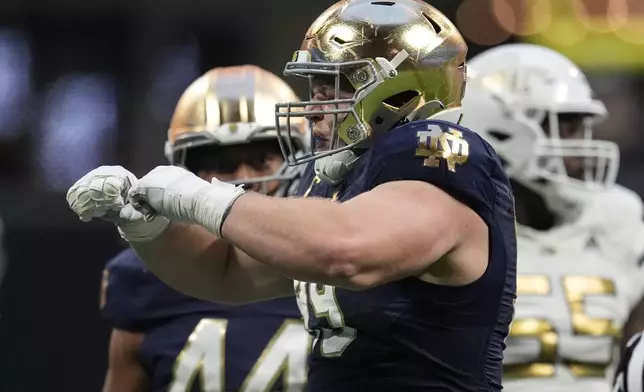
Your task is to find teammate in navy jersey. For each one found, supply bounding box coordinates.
[99,65,311,392]
[69,1,517,390]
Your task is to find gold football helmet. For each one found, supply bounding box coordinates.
[275,0,467,167]
[166,65,306,193]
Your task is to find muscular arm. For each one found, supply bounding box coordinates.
[130,223,293,304]
[103,329,148,392]
[222,180,488,290]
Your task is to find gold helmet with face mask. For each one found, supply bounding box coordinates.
[166,65,307,195]
[275,0,467,181]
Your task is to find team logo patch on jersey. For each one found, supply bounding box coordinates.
[415,124,469,172]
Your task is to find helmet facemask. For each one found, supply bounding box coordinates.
[520,107,619,191]
[166,125,305,196]
[472,67,619,193]
[165,64,308,195]
[275,49,417,167]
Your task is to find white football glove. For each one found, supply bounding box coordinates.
[66,165,169,242]
[128,165,246,237]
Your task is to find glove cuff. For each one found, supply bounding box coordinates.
[118,216,170,243]
[192,184,246,238]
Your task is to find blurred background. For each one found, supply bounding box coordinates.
[0,0,642,390]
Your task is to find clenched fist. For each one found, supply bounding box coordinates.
[66,166,169,242]
[128,165,246,237]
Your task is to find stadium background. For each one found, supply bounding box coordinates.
[0,0,642,390]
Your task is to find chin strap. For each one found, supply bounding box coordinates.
[314,150,361,185]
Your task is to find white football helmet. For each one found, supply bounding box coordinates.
[165,65,308,196]
[461,43,619,213]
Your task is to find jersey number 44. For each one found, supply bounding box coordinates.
[169,319,311,392]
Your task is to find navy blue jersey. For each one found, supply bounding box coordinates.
[102,249,310,392]
[293,119,517,391]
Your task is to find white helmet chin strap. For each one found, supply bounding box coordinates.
[314,150,361,185]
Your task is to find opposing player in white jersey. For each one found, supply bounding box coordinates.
[462,43,644,392]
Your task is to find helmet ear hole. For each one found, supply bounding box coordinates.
[487,129,512,142]
[485,129,512,170]
[383,90,419,109]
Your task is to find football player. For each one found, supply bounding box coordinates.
[68,1,518,390]
[461,43,644,392]
[100,65,312,392]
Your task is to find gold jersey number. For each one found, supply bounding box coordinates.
[169,318,311,392]
[504,274,621,378]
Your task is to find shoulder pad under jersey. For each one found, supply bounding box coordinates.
[101,248,223,332]
[367,118,508,216]
[588,185,644,267]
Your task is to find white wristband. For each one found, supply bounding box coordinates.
[118,216,170,243]
[192,183,246,238]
